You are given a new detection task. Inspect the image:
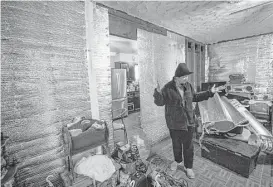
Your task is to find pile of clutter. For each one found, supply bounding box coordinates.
[147,154,188,187]
[196,74,273,177]
[111,143,189,187]
[198,93,273,154]
[111,143,148,187]
[198,73,273,154]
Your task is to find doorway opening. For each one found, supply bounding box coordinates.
[109,35,148,149]
[110,35,140,119]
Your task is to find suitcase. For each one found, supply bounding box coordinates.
[201,135,260,178]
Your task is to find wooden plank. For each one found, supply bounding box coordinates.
[98,3,167,39]
[109,14,137,40]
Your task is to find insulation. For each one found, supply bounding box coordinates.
[229,99,273,154]
[19,147,67,168]
[91,4,113,151]
[198,93,248,132]
[138,29,186,145]
[208,34,273,95]
[166,31,186,65]
[100,1,273,44]
[17,159,65,181]
[18,167,65,187]
[1,1,88,186]
[8,136,63,162]
[229,99,272,137]
[91,4,111,122]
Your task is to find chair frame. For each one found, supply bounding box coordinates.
[111,107,129,146]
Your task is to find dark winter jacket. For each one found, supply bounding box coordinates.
[153,79,214,130]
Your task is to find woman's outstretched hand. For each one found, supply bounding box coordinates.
[211,84,226,93]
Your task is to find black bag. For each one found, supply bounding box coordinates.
[130,172,148,187]
[227,126,243,134]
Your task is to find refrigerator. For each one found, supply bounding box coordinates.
[111,69,128,120]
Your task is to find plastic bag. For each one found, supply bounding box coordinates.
[74,155,116,183]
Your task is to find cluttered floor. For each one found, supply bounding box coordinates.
[122,112,273,187]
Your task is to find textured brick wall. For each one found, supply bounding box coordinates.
[207,34,273,94]
[1,1,90,186]
[91,4,113,150]
[138,29,186,145]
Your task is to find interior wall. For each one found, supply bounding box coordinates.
[110,55,116,68]
[91,4,111,120]
[167,31,186,65]
[208,34,273,94]
[138,29,185,145]
[91,4,113,149]
[112,53,138,64]
[1,1,90,185]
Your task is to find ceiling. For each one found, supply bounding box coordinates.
[100,1,273,44]
[110,35,137,54]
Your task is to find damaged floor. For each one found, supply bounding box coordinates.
[119,112,273,187]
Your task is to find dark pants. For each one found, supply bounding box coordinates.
[169,126,194,169]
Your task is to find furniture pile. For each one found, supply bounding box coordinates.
[111,143,149,187]
[197,89,272,177]
[60,116,151,187]
[146,154,188,187]
[60,117,119,187]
